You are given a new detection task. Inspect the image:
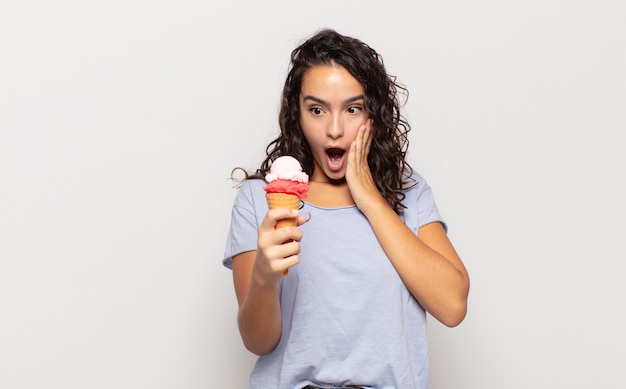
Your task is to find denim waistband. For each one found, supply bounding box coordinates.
[302,385,368,389]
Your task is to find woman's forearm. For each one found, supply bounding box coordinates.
[361,197,470,327]
[238,276,283,355]
[233,252,283,355]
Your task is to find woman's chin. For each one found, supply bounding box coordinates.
[324,169,347,184]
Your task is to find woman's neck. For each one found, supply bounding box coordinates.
[305,180,355,208]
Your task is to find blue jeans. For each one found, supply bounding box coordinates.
[303,386,368,389]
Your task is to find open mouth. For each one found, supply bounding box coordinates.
[325,147,345,168]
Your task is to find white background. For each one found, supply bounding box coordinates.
[1,1,625,388]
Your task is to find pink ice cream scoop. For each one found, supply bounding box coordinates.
[263,156,310,200]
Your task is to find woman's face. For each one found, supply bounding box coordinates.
[299,65,368,183]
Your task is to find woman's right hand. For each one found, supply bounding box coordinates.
[253,208,305,285]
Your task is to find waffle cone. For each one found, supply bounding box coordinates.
[266,193,300,228]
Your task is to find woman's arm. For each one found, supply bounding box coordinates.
[347,123,469,326]
[231,208,305,355]
[360,197,470,327]
[232,251,282,355]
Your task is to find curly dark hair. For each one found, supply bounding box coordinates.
[235,28,415,214]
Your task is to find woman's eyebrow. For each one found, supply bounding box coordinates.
[302,95,365,105]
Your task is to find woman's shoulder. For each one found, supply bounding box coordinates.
[401,169,446,230]
[239,177,266,191]
[232,178,267,206]
[403,169,431,194]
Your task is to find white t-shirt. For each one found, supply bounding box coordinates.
[223,172,445,389]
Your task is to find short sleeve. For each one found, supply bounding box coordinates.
[222,180,266,269]
[402,172,447,234]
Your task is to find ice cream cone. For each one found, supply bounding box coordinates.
[266,192,300,276]
[266,193,300,228]
[264,156,309,277]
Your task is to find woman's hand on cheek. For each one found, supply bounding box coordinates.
[346,119,379,209]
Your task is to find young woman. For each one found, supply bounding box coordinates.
[223,28,470,389]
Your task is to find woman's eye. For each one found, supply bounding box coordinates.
[310,107,323,115]
[347,106,362,114]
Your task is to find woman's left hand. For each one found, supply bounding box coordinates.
[345,118,383,211]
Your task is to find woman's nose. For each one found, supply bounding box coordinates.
[326,115,343,139]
